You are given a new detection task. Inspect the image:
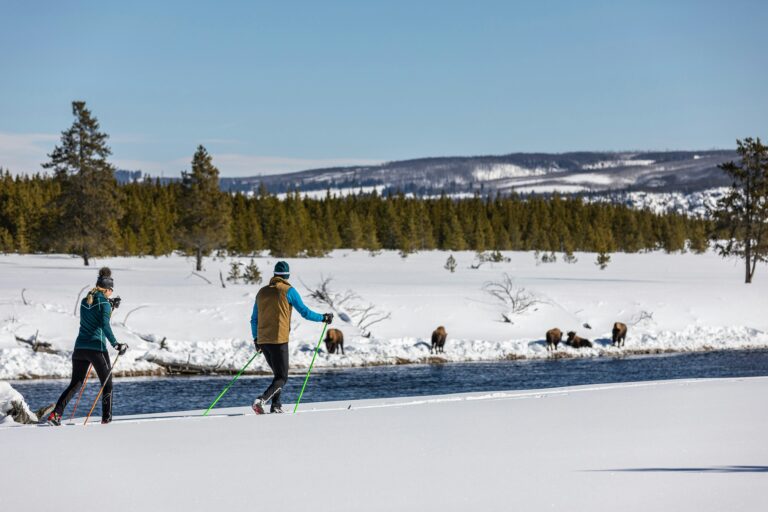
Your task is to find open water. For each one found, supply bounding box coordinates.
[12,349,768,417]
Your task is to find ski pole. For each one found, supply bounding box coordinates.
[203,351,260,416]
[293,322,328,414]
[83,353,121,426]
[69,363,93,422]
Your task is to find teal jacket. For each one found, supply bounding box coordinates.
[75,290,118,352]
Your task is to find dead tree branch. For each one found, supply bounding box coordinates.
[629,310,654,326]
[74,285,89,316]
[301,275,335,307]
[15,330,59,354]
[347,304,391,335]
[483,273,543,322]
[302,275,390,337]
[189,272,212,284]
[122,305,150,327]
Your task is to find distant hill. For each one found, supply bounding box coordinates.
[117,150,737,196]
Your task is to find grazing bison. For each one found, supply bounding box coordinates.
[546,328,563,352]
[324,328,345,355]
[566,331,593,348]
[612,322,627,347]
[431,326,447,354]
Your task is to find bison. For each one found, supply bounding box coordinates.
[566,331,593,348]
[546,328,563,352]
[431,326,447,354]
[612,322,627,347]
[324,328,345,355]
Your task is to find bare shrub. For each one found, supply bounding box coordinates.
[629,310,654,326]
[483,273,543,323]
[302,275,391,337]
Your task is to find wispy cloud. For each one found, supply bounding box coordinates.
[0,131,381,177]
[0,132,59,174]
[208,153,382,177]
[113,153,382,177]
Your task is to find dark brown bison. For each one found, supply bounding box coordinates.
[431,326,447,354]
[566,331,593,348]
[612,322,627,347]
[546,328,563,352]
[324,328,344,354]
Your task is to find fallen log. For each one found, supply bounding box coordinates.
[15,331,60,355]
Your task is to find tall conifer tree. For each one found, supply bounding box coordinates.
[711,137,768,283]
[177,145,230,270]
[42,101,121,265]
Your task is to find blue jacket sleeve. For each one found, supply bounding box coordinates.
[250,300,258,340]
[287,288,323,322]
[101,301,118,347]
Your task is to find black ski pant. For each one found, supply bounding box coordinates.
[259,343,289,408]
[54,349,113,422]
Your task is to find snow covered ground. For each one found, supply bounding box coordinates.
[1,250,766,379]
[1,377,766,511]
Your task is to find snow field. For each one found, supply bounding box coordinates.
[1,377,766,511]
[1,250,767,379]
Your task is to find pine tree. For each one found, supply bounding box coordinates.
[711,137,768,283]
[688,219,709,254]
[444,254,457,273]
[0,227,13,252]
[42,101,122,265]
[591,224,615,270]
[362,214,382,255]
[444,210,466,251]
[177,145,231,271]
[15,215,29,253]
[229,193,251,254]
[243,258,263,285]
[227,260,243,283]
[661,214,687,253]
[343,210,364,249]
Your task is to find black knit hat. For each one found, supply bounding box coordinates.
[96,267,114,290]
[274,261,290,277]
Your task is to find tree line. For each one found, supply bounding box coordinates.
[1,101,765,281]
[0,165,712,260]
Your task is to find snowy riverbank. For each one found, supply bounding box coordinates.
[1,250,767,379]
[2,377,766,511]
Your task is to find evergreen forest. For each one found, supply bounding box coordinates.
[0,169,711,261]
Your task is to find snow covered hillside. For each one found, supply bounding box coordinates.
[1,378,766,512]
[1,250,767,379]
[218,150,735,197]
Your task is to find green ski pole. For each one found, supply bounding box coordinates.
[293,322,329,414]
[203,351,260,416]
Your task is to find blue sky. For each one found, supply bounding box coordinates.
[1,0,766,177]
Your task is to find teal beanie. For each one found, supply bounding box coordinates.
[274,261,290,277]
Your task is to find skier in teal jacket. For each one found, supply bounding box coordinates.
[47,267,128,425]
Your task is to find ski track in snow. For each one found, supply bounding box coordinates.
[4,377,766,512]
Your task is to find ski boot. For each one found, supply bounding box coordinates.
[270,405,284,414]
[46,411,62,426]
[251,398,266,415]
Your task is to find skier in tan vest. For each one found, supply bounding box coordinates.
[250,261,332,413]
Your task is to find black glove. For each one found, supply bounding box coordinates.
[115,343,128,355]
[108,296,122,309]
[253,339,262,353]
[322,313,333,324]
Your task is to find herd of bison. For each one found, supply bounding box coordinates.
[323,322,629,356]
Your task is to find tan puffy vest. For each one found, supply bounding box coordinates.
[256,277,293,344]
